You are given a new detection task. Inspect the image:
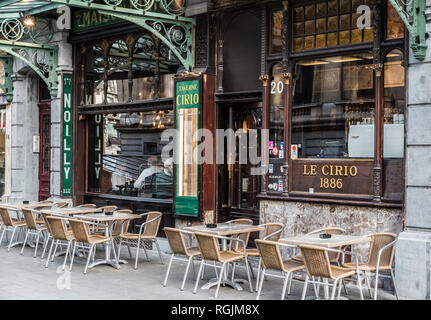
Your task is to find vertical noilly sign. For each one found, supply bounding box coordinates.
[62,74,72,197]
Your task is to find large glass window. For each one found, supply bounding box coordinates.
[383,49,405,200]
[292,53,375,159]
[271,10,283,54]
[268,63,285,193]
[88,111,174,199]
[292,0,374,52]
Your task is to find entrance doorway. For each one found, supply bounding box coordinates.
[38,80,51,201]
[218,103,262,225]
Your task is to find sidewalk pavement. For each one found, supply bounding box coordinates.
[0,238,397,300]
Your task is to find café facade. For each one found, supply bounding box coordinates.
[0,0,430,299]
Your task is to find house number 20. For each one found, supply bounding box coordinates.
[271,81,284,95]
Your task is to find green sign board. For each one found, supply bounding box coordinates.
[94,115,103,193]
[73,1,167,32]
[62,74,72,197]
[175,79,200,217]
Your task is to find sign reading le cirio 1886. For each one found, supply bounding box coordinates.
[291,159,373,196]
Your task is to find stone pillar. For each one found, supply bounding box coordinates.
[395,0,431,300]
[9,72,39,203]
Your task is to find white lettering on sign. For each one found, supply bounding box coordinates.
[64,167,70,180]
[271,81,284,95]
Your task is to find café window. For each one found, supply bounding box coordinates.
[271,10,283,54]
[268,63,285,193]
[387,2,404,40]
[292,53,375,159]
[383,49,405,201]
[87,111,175,199]
[292,0,374,52]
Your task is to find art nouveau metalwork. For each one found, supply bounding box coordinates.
[389,0,427,60]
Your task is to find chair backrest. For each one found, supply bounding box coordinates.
[40,212,53,234]
[263,223,284,241]
[22,208,39,230]
[142,211,162,237]
[112,210,133,234]
[0,206,14,226]
[101,206,118,214]
[367,233,397,268]
[69,219,91,243]
[53,202,69,209]
[41,200,54,204]
[300,245,333,279]
[195,232,221,262]
[230,219,253,251]
[164,227,189,256]
[77,204,97,208]
[228,219,253,224]
[46,217,70,241]
[255,239,286,272]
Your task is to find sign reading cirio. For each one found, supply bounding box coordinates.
[292,159,373,196]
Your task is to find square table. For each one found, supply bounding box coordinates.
[40,207,103,217]
[73,211,141,270]
[183,223,265,291]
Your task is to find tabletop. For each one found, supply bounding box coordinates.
[40,207,103,216]
[279,234,372,248]
[184,223,264,237]
[73,211,140,222]
[1,202,54,210]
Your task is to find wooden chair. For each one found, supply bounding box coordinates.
[342,233,398,300]
[163,227,201,291]
[45,216,75,270]
[193,232,253,298]
[300,245,364,300]
[116,211,164,269]
[20,208,48,257]
[255,240,305,300]
[68,218,115,274]
[0,206,27,252]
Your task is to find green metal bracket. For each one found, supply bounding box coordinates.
[0,41,59,96]
[46,0,195,71]
[0,54,13,102]
[389,0,428,61]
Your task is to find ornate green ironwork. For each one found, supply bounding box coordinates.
[0,41,58,96]
[389,0,428,61]
[0,54,13,102]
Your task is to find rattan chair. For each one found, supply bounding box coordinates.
[52,201,69,209]
[342,233,398,300]
[77,204,97,208]
[101,206,118,214]
[193,232,253,298]
[68,218,115,274]
[300,245,364,300]
[20,208,48,257]
[0,206,27,251]
[45,216,75,270]
[163,227,201,291]
[116,211,164,269]
[255,240,305,300]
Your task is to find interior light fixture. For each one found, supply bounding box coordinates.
[297,60,330,66]
[22,16,35,28]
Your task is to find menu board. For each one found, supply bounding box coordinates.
[268,140,285,193]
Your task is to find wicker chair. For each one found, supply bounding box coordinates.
[342,233,398,300]
[163,227,201,291]
[20,208,48,257]
[300,245,364,300]
[100,206,118,214]
[193,232,253,298]
[68,218,115,274]
[116,211,164,269]
[0,206,27,252]
[255,240,305,300]
[45,216,75,270]
[77,204,97,208]
[52,201,69,209]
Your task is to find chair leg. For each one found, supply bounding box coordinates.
[8,226,17,252]
[62,241,72,271]
[365,271,373,299]
[41,235,50,259]
[0,225,5,247]
[134,241,141,270]
[84,244,95,275]
[163,254,175,287]
[116,239,123,264]
[69,242,77,271]
[193,260,205,294]
[374,270,379,300]
[244,257,253,293]
[255,259,262,292]
[331,279,339,300]
[52,241,59,261]
[357,270,364,300]
[281,272,290,300]
[338,278,343,299]
[20,229,30,255]
[287,272,294,295]
[391,269,399,300]
[126,243,132,259]
[215,262,226,299]
[45,239,56,268]
[181,256,193,291]
[230,262,236,283]
[34,232,41,258]
[301,275,309,300]
[256,269,266,300]
[154,238,164,265]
